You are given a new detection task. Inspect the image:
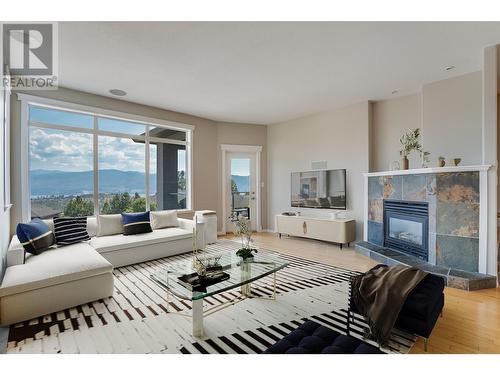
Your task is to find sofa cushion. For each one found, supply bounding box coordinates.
[16,218,54,255]
[263,321,383,354]
[0,243,112,297]
[122,211,153,235]
[151,210,178,230]
[42,218,97,240]
[86,217,98,237]
[90,227,192,254]
[53,216,91,246]
[97,214,123,236]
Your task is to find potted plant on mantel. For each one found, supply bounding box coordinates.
[232,214,258,261]
[399,128,429,170]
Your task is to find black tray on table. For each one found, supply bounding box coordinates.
[178,269,230,292]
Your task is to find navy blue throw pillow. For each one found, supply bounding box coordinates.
[53,217,91,246]
[16,218,54,255]
[121,211,152,235]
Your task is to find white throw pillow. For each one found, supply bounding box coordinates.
[97,214,124,236]
[150,210,178,230]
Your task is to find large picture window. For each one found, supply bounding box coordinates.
[27,102,191,219]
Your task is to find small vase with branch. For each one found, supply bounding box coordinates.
[399,128,429,170]
[231,214,258,261]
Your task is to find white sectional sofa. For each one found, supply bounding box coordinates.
[0,214,204,326]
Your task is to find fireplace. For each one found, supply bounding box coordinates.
[383,200,429,261]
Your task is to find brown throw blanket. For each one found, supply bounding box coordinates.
[351,265,428,347]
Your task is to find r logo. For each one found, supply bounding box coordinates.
[3,23,54,76]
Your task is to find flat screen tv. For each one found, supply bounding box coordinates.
[291,169,346,210]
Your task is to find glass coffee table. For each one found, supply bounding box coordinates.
[150,251,289,337]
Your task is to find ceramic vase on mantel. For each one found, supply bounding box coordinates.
[401,156,409,170]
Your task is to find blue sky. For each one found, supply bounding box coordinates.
[29,107,186,172]
[231,158,250,176]
[30,106,94,129]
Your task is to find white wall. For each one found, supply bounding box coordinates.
[422,71,483,165]
[267,101,371,239]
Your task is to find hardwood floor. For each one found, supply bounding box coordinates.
[236,232,500,354]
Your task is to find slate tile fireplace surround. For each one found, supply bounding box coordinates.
[357,166,497,291]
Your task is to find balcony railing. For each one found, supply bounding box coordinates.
[231,191,250,220]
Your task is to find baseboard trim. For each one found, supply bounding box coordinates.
[218,229,275,235]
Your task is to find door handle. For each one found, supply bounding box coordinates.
[303,221,307,234]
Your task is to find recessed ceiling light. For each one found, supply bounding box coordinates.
[109,89,127,96]
[445,66,456,71]
[391,90,399,95]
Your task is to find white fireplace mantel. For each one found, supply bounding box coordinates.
[364,164,491,177]
[363,164,493,275]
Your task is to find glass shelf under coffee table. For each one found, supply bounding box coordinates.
[150,251,289,337]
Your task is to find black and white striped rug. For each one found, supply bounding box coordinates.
[6,240,416,354]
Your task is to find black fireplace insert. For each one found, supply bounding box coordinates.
[383,199,429,261]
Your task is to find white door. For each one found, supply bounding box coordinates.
[226,152,257,232]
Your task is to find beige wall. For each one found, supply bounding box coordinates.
[372,94,422,172]
[9,87,266,234]
[267,101,371,240]
[497,94,500,213]
[371,72,483,171]
[371,94,422,172]
[216,122,268,231]
[422,71,483,165]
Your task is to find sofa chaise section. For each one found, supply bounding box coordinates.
[1,213,203,326]
[0,243,113,326]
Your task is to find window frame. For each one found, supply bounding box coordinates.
[2,67,12,212]
[18,93,194,221]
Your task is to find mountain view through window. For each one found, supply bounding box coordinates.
[29,105,189,219]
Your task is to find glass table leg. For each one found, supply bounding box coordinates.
[192,298,204,337]
[241,262,252,296]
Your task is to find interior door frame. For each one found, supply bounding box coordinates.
[221,144,262,234]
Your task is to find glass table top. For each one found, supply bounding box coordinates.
[150,251,289,300]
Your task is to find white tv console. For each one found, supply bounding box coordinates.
[275,214,356,249]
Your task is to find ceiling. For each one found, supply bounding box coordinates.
[58,22,500,124]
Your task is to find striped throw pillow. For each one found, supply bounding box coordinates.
[121,211,153,235]
[53,217,91,246]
